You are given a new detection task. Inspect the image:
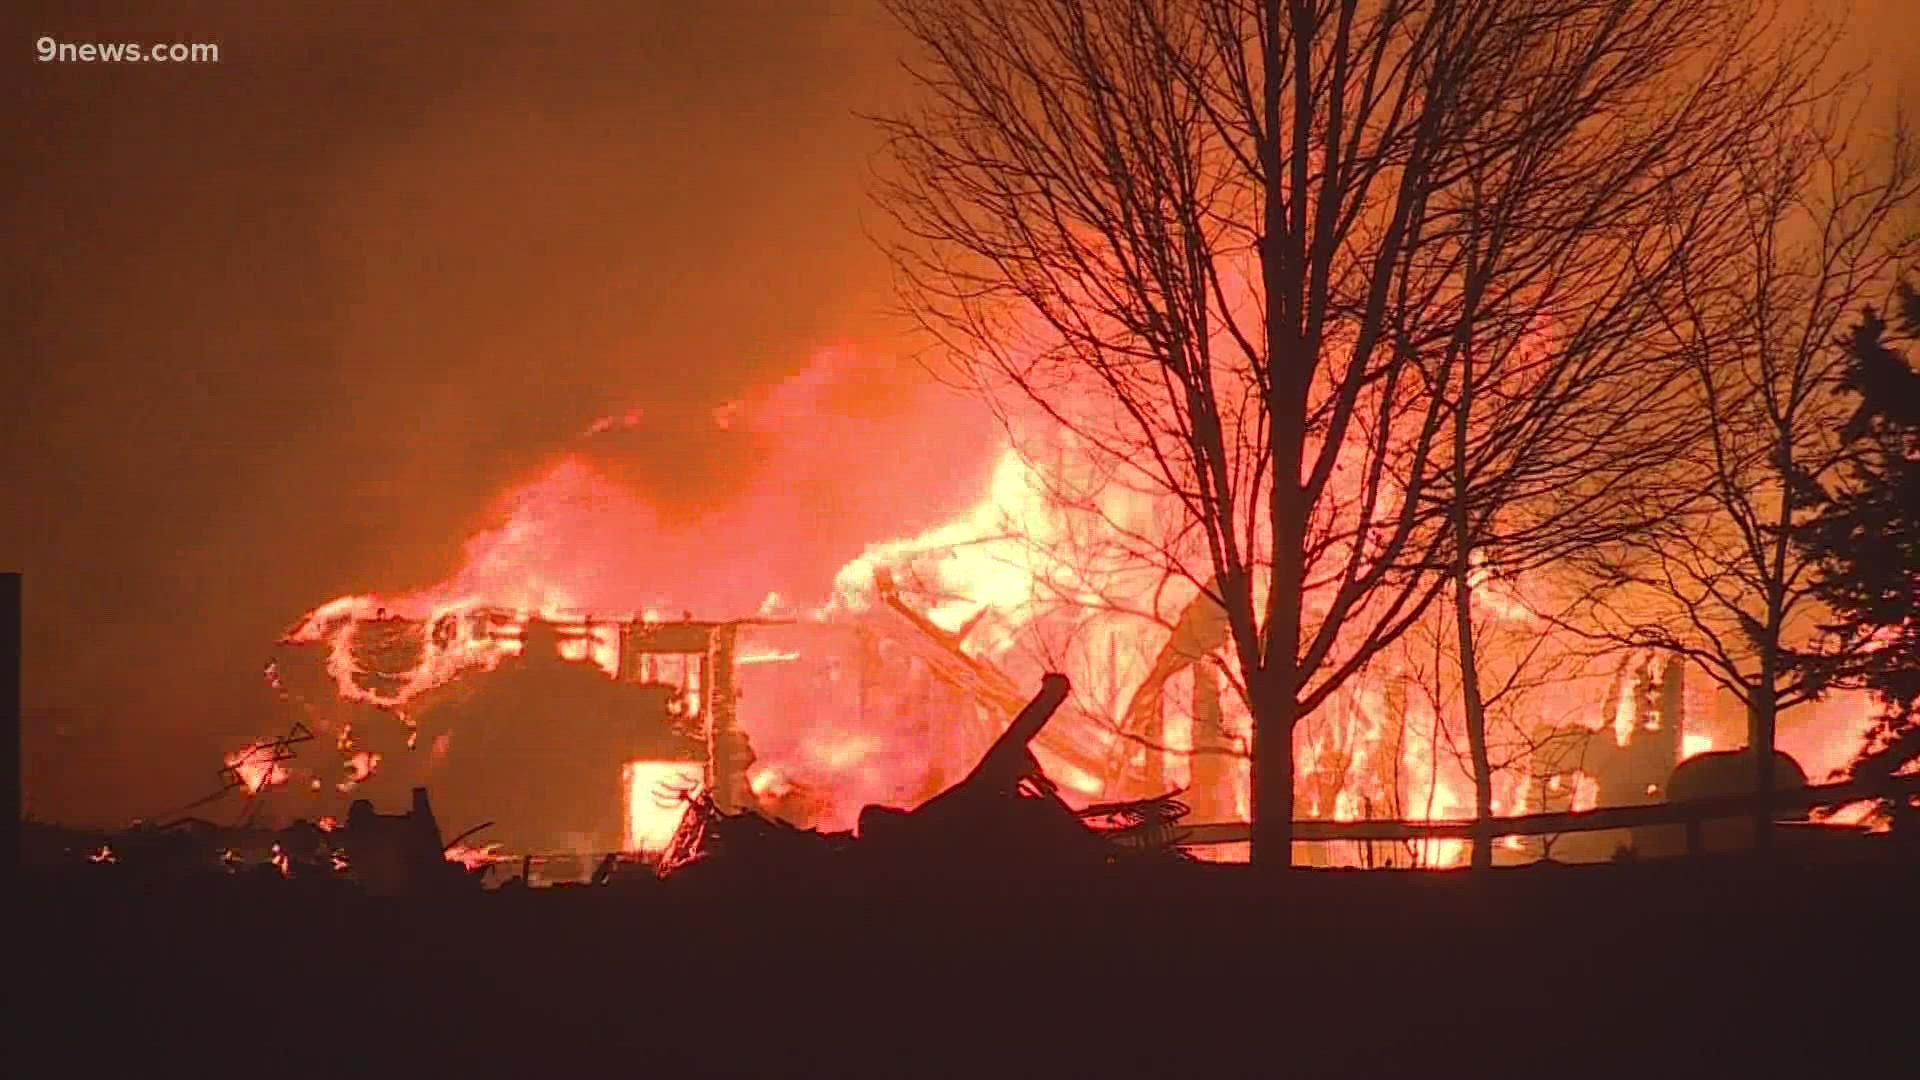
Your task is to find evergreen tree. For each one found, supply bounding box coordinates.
[1797,282,1920,825]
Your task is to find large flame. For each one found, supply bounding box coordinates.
[259,344,1887,864]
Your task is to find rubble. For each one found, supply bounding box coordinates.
[341,787,484,896]
[657,674,1192,880]
[35,675,1189,893]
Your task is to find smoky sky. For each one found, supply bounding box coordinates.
[3,1,1914,824]
[1,2,973,819]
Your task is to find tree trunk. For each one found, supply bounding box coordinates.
[1452,568,1495,871]
[1251,418,1307,867]
[1749,691,1776,854]
[1248,658,1299,868]
[1450,303,1494,870]
[1249,0,1303,869]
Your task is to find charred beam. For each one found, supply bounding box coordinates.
[705,623,753,812]
[961,672,1069,787]
[868,591,1113,781]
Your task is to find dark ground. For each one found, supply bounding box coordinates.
[13,855,1915,1073]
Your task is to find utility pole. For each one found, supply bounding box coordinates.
[3,573,20,886]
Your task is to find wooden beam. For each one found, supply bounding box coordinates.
[864,601,1114,780]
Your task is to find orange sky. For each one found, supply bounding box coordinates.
[2,1,1913,823]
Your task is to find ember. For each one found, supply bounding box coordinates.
[443,843,507,871]
[224,741,290,796]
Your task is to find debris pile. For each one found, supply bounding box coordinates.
[658,674,1192,880]
[38,676,1187,892]
[33,787,490,895]
[342,787,486,896]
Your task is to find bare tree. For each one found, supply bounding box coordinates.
[1574,95,1920,848]
[1416,82,1763,867]
[874,0,1830,863]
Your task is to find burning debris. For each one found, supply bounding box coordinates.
[658,675,1192,880]
[221,725,311,796]
[35,673,1191,893]
[27,784,502,895]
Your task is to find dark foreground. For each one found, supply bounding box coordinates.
[15,855,1916,1072]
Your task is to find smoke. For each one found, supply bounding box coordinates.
[1,3,984,823]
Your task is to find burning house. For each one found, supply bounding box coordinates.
[259,585,1158,860]
[224,358,1889,870]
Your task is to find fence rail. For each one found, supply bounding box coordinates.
[1169,772,1920,847]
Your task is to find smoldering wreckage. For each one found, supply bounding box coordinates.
[63,570,1232,891]
[38,672,1194,895]
[37,593,1909,894]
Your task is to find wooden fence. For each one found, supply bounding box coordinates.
[1168,772,1920,853]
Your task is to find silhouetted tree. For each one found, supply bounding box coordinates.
[1427,153,1737,867]
[1796,282,1920,827]
[1574,99,1920,848]
[874,0,1829,862]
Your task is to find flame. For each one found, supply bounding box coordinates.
[1571,774,1601,813]
[1467,550,1538,624]
[749,767,793,799]
[736,650,800,666]
[225,741,289,795]
[444,842,508,871]
[89,844,115,864]
[264,336,1894,868]
[338,750,381,793]
[1613,676,1639,748]
[622,761,703,854]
